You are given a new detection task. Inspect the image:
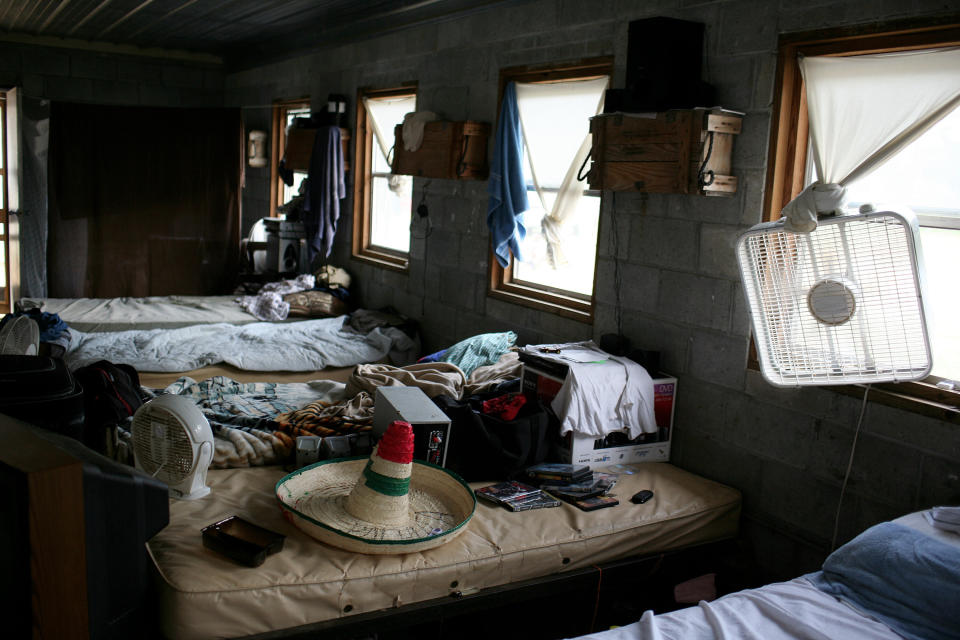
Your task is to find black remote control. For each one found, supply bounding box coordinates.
[631,490,654,504]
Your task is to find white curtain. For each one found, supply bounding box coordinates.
[782,47,960,232]
[515,76,608,267]
[361,95,415,194]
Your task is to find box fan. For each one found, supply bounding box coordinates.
[131,395,214,500]
[736,205,931,387]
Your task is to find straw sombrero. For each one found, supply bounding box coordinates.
[276,421,475,554]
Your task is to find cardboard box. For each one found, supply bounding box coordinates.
[373,386,451,467]
[521,364,676,468]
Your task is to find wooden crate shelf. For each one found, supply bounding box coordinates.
[283,127,351,173]
[587,108,741,196]
[391,120,490,180]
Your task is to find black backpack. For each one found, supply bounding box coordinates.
[73,360,144,454]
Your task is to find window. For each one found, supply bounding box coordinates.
[269,98,311,218]
[352,86,416,270]
[489,59,612,321]
[765,22,960,416]
[0,91,9,313]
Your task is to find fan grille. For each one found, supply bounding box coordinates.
[133,408,196,482]
[738,212,931,386]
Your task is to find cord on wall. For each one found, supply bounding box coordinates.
[831,383,871,551]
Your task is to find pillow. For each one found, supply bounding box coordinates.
[283,291,347,318]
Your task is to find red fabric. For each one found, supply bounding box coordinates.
[482,393,527,421]
[377,421,414,464]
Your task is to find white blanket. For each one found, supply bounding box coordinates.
[65,316,399,372]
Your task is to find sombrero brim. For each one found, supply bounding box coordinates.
[276,457,476,554]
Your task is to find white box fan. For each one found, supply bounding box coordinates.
[132,395,214,500]
[737,206,932,387]
[0,316,40,355]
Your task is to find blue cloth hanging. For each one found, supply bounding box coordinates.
[486,82,528,268]
[304,126,346,261]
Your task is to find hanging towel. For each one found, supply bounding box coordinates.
[304,126,346,260]
[486,82,528,268]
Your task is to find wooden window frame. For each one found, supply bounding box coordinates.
[762,19,960,422]
[269,97,311,219]
[487,57,614,323]
[351,85,417,272]
[0,92,9,313]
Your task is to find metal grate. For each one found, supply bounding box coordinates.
[737,211,931,387]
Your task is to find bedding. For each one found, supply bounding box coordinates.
[64,316,414,372]
[567,510,960,640]
[147,462,741,639]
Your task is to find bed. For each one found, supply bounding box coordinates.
[19,295,416,387]
[148,461,741,639]
[568,509,960,640]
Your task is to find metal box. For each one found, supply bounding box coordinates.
[373,386,452,467]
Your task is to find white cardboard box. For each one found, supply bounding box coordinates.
[373,386,451,467]
[521,364,676,469]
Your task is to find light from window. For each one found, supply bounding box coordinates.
[836,106,960,381]
[365,95,415,254]
[282,106,311,206]
[512,77,607,297]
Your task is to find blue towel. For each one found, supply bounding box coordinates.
[486,82,528,268]
[806,521,960,640]
[304,126,346,261]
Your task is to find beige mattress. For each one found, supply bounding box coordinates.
[148,463,741,639]
[21,295,260,332]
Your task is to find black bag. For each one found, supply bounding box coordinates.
[73,360,144,454]
[437,394,553,482]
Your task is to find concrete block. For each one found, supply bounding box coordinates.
[842,433,923,507]
[138,83,183,107]
[438,268,477,310]
[743,369,837,420]
[717,0,779,55]
[672,377,732,440]
[118,58,164,83]
[598,199,631,260]
[594,259,659,311]
[805,418,857,484]
[756,460,839,543]
[92,79,138,105]
[24,47,69,76]
[21,73,44,96]
[70,53,118,80]
[687,330,749,389]
[427,228,460,268]
[731,109,769,171]
[619,314,691,375]
[708,54,754,113]
[657,271,733,331]
[0,44,21,71]
[739,167,767,226]
[698,223,741,280]
[628,216,698,271]
[729,282,751,336]
[672,429,760,508]
[862,402,960,460]
[726,399,815,468]
[738,516,827,582]
[43,76,93,102]
[162,64,205,88]
[752,52,778,110]
[917,454,960,507]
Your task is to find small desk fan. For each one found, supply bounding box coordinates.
[737,206,932,387]
[132,395,214,500]
[0,316,40,355]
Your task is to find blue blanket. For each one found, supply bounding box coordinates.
[486,82,528,268]
[807,521,960,640]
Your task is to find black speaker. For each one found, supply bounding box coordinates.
[613,16,715,112]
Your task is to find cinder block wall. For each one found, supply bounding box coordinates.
[0,42,224,106]
[229,0,959,580]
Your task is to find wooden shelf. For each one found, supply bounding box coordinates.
[391,120,490,180]
[283,127,351,173]
[587,108,741,196]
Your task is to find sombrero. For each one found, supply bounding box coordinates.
[275,421,476,554]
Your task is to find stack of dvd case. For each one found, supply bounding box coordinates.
[475,480,561,511]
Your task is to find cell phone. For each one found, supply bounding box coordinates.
[573,495,619,512]
[201,515,285,567]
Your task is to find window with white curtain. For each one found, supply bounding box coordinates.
[489,59,612,320]
[765,23,960,412]
[352,87,416,268]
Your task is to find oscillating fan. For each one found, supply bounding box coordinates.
[737,205,932,387]
[0,316,40,355]
[132,395,214,500]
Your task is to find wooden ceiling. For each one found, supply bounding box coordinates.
[0,0,521,69]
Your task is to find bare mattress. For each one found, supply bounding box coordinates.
[148,462,741,639]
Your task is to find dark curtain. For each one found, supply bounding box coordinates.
[48,103,243,297]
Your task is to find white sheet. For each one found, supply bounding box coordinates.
[567,577,900,640]
[65,316,402,372]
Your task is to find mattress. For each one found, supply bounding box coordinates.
[21,296,258,332]
[148,462,741,639]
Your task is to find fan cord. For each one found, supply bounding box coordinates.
[831,383,871,551]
